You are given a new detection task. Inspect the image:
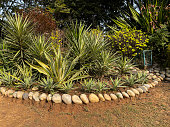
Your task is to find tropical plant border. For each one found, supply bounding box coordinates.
[0,69,163,105]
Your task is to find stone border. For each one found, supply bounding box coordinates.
[0,73,163,105]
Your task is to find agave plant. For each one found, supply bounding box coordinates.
[27,46,89,86]
[115,56,135,75]
[2,13,34,66]
[81,78,96,93]
[40,77,57,93]
[16,65,35,89]
[123,74,138,87]
[110,77,125,91]
[93,80,109,93]
[136,71,148,85]
[57,81,74,93]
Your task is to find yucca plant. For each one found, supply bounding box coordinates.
[115,56,135,75]
[90,49,118,77]
[110,77,125,91]
[2,13,34,66]
[123,74,138,87]
[81,78,96,93]
[66,21,90,66]
[40,77,57,93]
[28,35,53,63]
[27,46,89,86]
[57,81,74,93]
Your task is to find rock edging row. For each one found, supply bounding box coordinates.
[0,74,163,105]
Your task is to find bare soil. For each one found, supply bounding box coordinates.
[0,82,169,127]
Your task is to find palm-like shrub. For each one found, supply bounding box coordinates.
[115,56,135,75]
[2,13,34,66]
[136,72,148,85]
[27,46,88,86]
[81,78,96,93]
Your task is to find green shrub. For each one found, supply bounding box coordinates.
[123,74,137,87]
[93,80,109,93]
[81,78,96,93]
[136,72,148,85]
[108,28,149,57]
[57,81,74,93]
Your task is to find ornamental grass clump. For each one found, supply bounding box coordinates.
[108,28,149,57]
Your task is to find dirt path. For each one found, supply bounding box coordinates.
[0,82,170,127]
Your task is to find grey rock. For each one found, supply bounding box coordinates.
[156,73,160,76]
[80,94,89,104]
[160,71,165,75]
[52,94,62,103]
[62,94,72,104]
[22,93,29,100]
[143,84,150,89]
[72,95,82,104]
[160,74,165,79]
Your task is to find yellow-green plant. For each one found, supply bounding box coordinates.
[108,28,149,57]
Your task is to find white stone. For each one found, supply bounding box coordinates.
[116,92,123,99]
[52,94,62,103]
[165,78,170,81]
[143,84,150,89]
[7,90,14,97]
[139,86,147,93]
[33,92,40,101]
[160,74,165,78]
[39,93,47,101]
[98,93,105,101]
[104,94,111,101]
[122,92,129,98]
[32,87,38,91]
[110,94,118,100]
[47,94,52,101]
[1,87,6,95]
[62,94,72,104]
[131,88,139,95]
[28,92,34,100]
[127,90,135,97]
[13,92,17,98]
[72,95,82,104]
[89,93,99,103]
[17,91,24,99]
[80,94,89,104]
[153,80,158,85]
[136,88,143,93]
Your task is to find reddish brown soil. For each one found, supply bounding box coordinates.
[0,82,169,127]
